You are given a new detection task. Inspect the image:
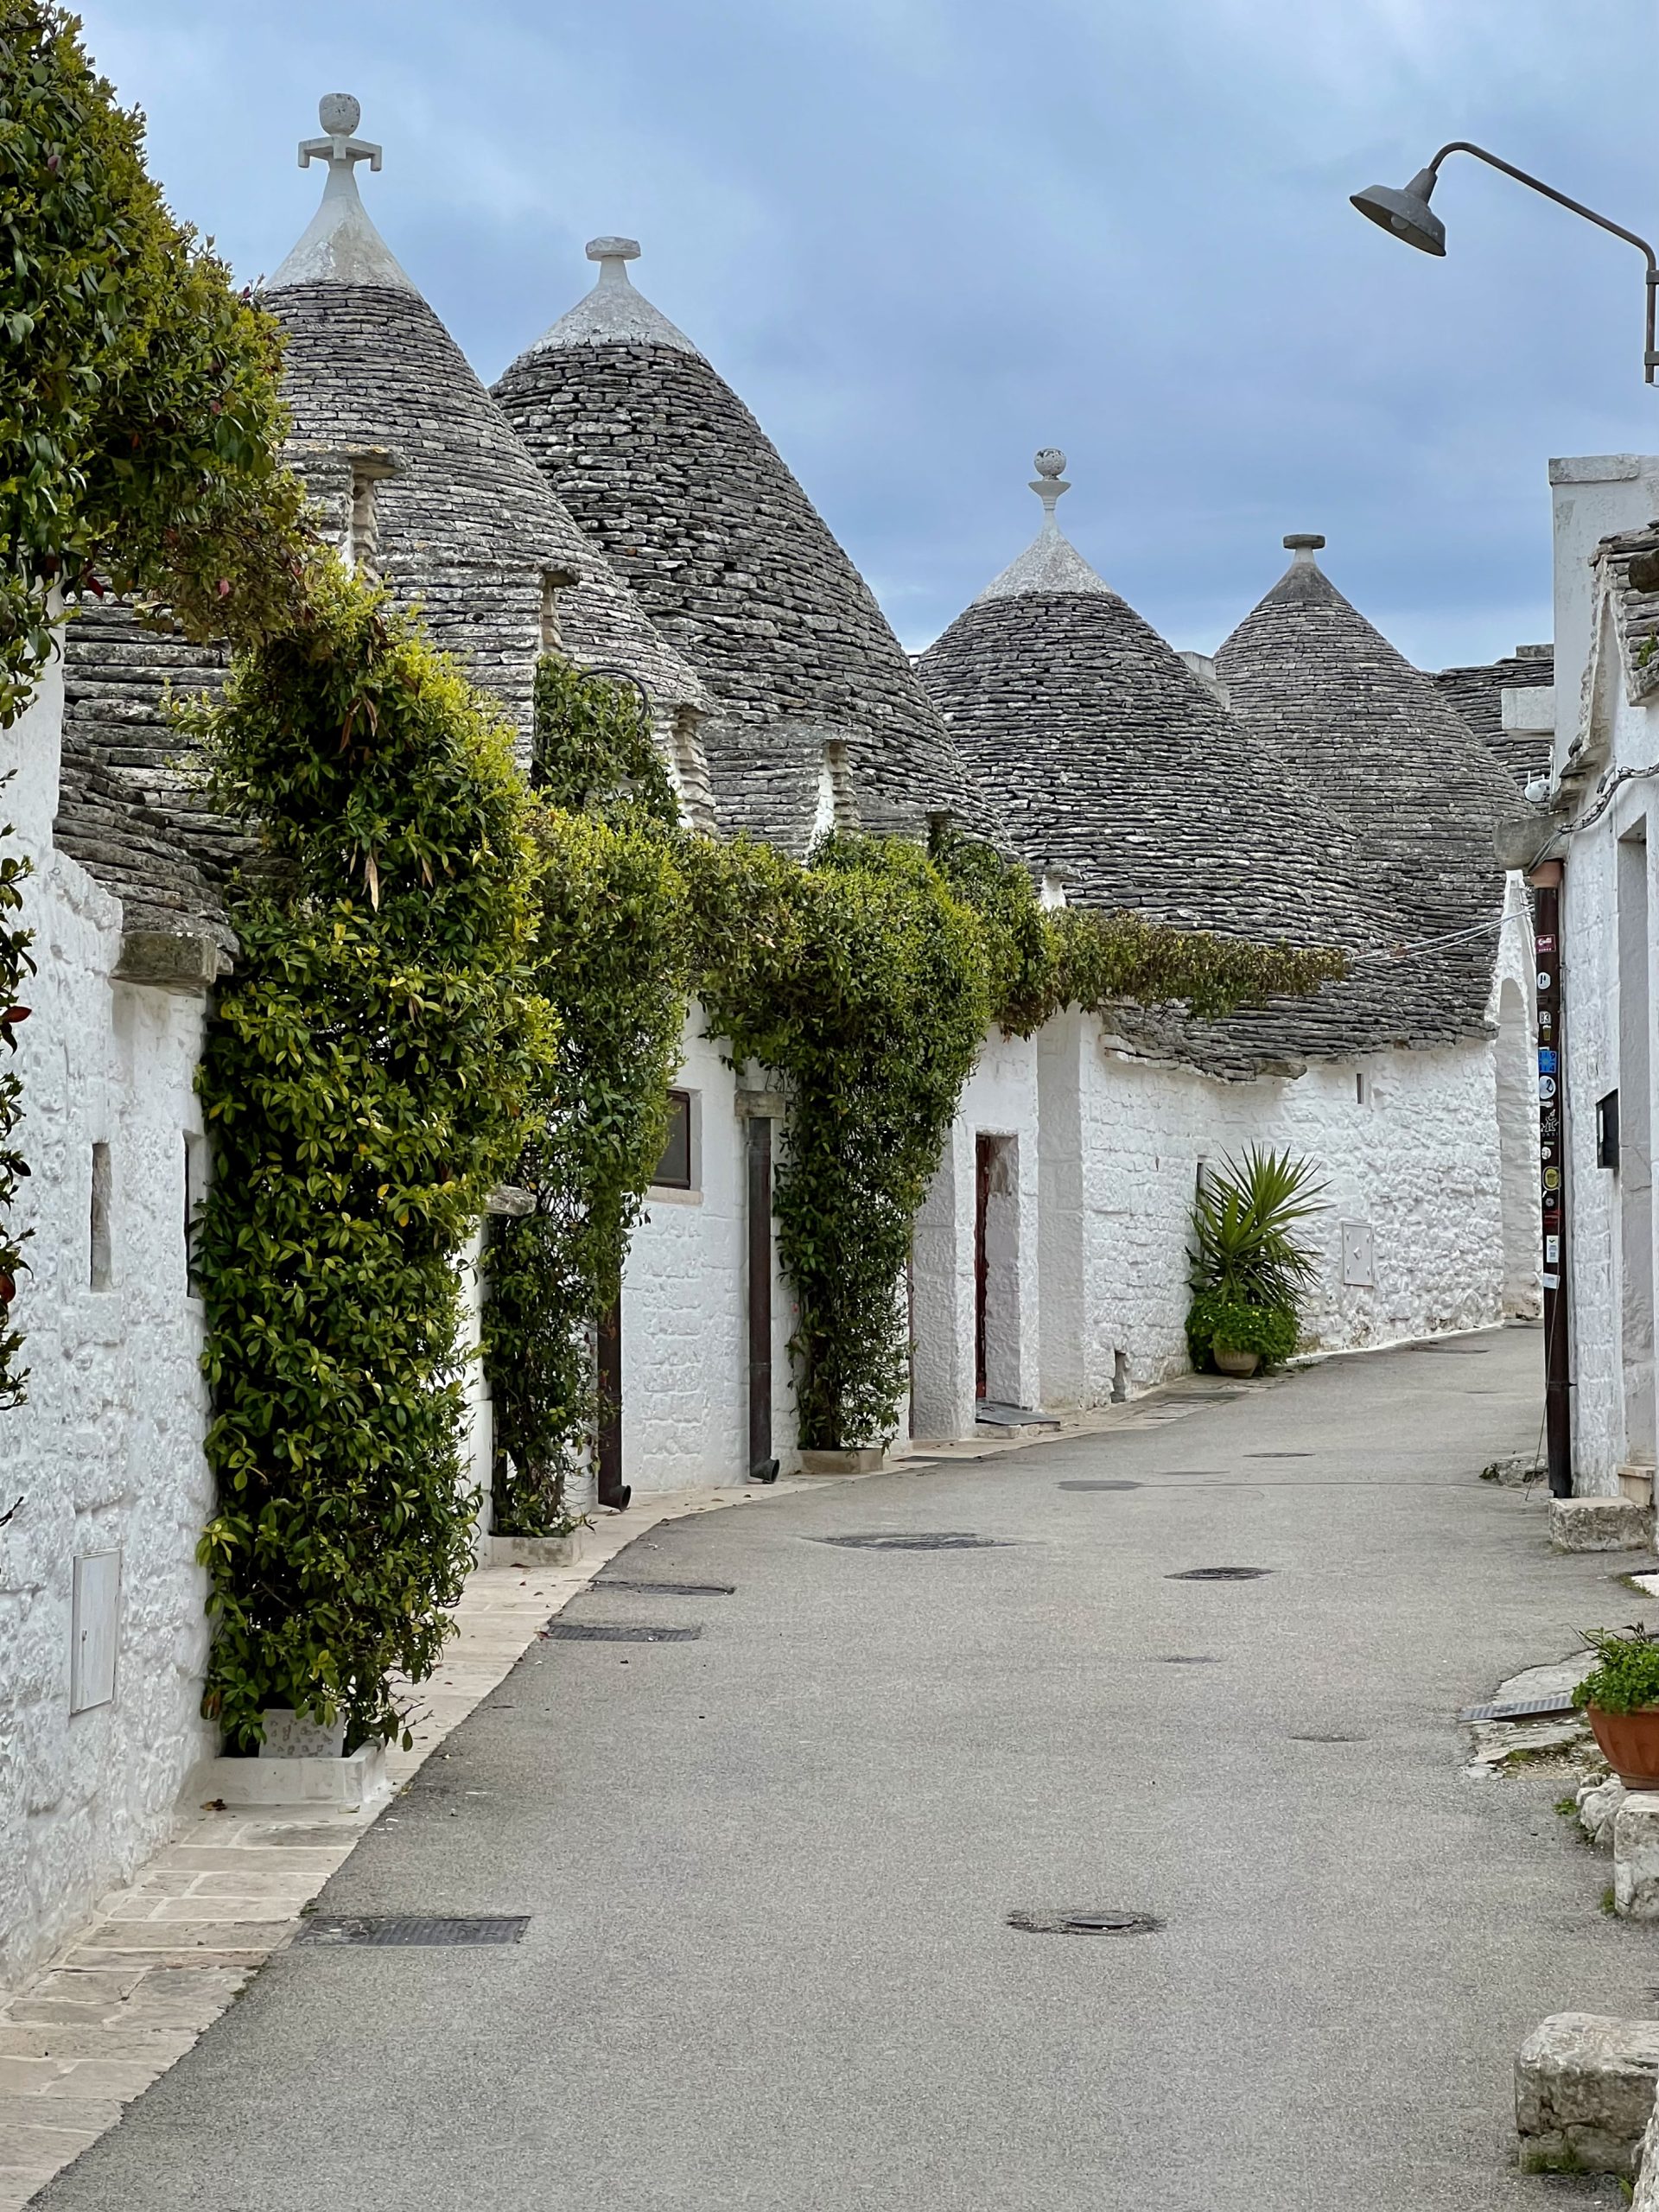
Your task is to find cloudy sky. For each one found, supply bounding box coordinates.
[76,1,1657,669]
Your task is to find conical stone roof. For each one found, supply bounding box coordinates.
[918,463,1478,1071]
[262,100,711,760]
[493,238,1001,852]
[1215,538,1519,1038]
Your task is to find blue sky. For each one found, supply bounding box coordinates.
[77,0,1658,668]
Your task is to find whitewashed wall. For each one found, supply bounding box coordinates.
[1036,1001,1517,1409]
[618,1007,797,1492]
[912,1030,1041,1440]
[0,652,216,1991]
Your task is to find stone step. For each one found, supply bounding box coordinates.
[1516,2012,1659,2176]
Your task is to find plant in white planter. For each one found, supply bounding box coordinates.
[1185,1147,1325,1377]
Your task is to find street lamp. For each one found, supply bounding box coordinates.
[1351,143,1659,383]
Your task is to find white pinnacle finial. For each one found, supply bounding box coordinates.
[586,236,641,291]
[1031,448,1070,532]
[1284,531,1325,569]
[298,92,382,175]
[270,92,414,293]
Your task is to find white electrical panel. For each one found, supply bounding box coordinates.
[1340,1220,1375,1289]
[70,1549,121,1713]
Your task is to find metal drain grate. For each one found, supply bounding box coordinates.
[1245,1451,1313,1459]
[812,1531,1006,1551]
[1289,1731,1368,1744]
[1007,1910,1164,1937]
[294,1915,529,1948]
[1058,1479,1142,1492]
[1166,1567,1271,1581]
[542,1621,702,1642]
[1457,1693,1580,1724]
[598,1580,735,1597]
[1160,1655,1220,1664]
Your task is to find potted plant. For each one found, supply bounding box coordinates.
[1572,1623,1659,1789]
[1185,1147,1325,1378]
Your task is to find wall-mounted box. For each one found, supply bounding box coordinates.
[70,1549,121,1713]
[1340,1220,1375,1289]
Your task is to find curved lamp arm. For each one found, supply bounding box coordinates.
[1431,141,1658,382]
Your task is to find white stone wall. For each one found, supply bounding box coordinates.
[0,655,217,1991]
[619,1008,798,1491]
[1045,1009,1515,1408]
[912,1030,1042,1439]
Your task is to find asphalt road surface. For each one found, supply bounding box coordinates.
[34,1325,1650,2209]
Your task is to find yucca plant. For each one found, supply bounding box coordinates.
[1186,1147,1326,1370]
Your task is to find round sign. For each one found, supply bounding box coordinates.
[1537,971,1553,992]
[1539,1075,1557,1100]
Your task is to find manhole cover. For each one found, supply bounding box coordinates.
[1244,1452,1313,1459]
[542,1621,702,1642]
[1007,1910,1164,1937]
[294,1915,529,1947]
[1058,1479,1142,1492]
[598,1580,735,1597]
[1166,1567,1271,1581]
[812,1532,1007,1551]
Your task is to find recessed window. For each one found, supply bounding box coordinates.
[1356,1071,1371,1106]
[89,1142,112,1291]
[184,1132,208,1293]
[653,1090,695,1191]
[540,573,563,651]
[348,468,379,573]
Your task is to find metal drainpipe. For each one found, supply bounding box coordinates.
[1529,859,1572,1496]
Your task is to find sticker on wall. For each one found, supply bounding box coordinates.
[1538,1008,1554,1033]
[1538,1075,1557,1100]
[1541,1108,1561,1140]
[1542,1271,1560,1289]
[1538,1047,1558,1074]
[1535,934,1556,955]
[1546,1236,1560,1262]
[1536,971,1553,992]
[1542,1167,1560,1192]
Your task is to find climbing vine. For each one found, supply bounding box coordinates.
[690,832,990,1450]
[0,2,308,1412]
[481,658,688,1533]
[188,568,543,1749]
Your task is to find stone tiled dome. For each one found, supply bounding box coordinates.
[1215,541,1521,1039]
[261,116,709,756]
[493,238,1002,853]
[917,472,1488,1071]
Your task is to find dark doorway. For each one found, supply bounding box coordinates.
[976,1135,993,1402]
[747,1115,777,1482]
[596,1289,628,1510]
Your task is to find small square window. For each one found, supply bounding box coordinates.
[653,1090,694,1190]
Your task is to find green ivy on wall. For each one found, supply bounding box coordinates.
[481,658,689,1533]
[690,831,990,1451]
[189,566,543,1749]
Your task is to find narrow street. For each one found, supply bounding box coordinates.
[33,1327,1649,2210]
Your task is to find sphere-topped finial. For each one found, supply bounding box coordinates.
[318,92,361,137]
[1033,448,1067,480]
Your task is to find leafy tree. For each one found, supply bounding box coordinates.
[0,0,308,728]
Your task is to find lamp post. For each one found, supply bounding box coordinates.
[1351,143,1659,383]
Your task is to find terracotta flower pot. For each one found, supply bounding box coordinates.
[1586,1704,1659,1790]
[1212,1345,1261,1378]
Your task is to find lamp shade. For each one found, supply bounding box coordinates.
[1350,167,1446,257]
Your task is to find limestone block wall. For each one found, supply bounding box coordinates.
[1057,1012,1511,1407]
[0,657,216,1991]
[912,1031,1041,1439]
